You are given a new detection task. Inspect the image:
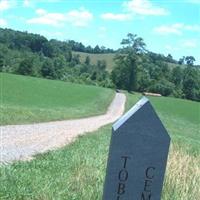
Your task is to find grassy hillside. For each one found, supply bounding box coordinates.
[0,73,115,125]
[73,51,186,72]
[127,94,200,153]
[151,96,200,154]
[72,51,115,71]
[0,93,199,199]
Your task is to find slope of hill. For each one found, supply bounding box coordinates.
[0,73,115,125]
[73,51,188,72]
[72,51,115,71]
[126,95,200,157]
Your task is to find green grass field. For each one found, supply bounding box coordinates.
[72,51,115,71]
[0,73,115,125]
[0,93,199,199]
[149,96,200,155]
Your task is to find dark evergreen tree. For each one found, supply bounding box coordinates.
[0,54,4,72]
[85,56,91,65]
[183,67,200,100]
[178,56,185,65]
[17,58,34,75]
[41,59,56,79]
[171,66,183,87]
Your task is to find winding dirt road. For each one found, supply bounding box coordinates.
[0,93,126,164]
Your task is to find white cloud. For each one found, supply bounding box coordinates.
[187,0,200,4]
[23,0,61,7]
[27,11,65,26]
[27,8,93,27]
[40,0,61,2]
[0,0,11,11]
[154,23,183,35]
[165,45,179,52]
[0,18,7,26]
[38,30,64,39]
[154,23,200,35]
[99,26,107,32]
[123,0,169,16]
[36,8,47,15]
[23,0,30,7]
[184,25,200,32]
[100,0,168,22]
[182,39,197,48]
[66,8,93,27]
[101,13,132,21]
[166,39,198,53]
[98,26,107,38]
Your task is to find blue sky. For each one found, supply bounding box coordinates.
[0,0,200,64]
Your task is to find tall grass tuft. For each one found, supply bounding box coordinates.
[162,144,200,200]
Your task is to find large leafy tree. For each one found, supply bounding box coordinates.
[41,59,56,79]
[112,33,146,92]
[149,79,175,96]
[182,67,200,101]
[171,66,183,87]
[185,56,196,66]
[17,58,34,75]
[121,33,146,54]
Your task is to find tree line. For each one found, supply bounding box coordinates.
[112,33,200,101]
[0,28,112,87]
[66,40,115,54]
[0,28,199,101]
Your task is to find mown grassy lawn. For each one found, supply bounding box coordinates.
[149,96,200,155]
[0,73,115,125]
[0,93,199,200]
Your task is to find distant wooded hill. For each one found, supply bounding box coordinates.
[0,28,199,101]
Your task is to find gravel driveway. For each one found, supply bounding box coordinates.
[0,93,126,164]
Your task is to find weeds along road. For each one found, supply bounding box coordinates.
[0,93,126,164]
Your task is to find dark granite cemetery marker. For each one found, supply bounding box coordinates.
[103,97,170,200]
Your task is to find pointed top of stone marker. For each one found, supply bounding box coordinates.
[113,96,149,131]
